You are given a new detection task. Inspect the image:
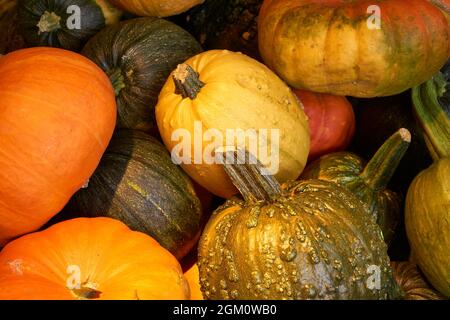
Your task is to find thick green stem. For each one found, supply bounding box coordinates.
[412,71,450,160]
[360,129,411,191]
[215,147,281,202]
[107,68,125,96]
[173,64,205,100]
[37,11,61,34]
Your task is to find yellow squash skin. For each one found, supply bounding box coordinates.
[184,264,204,300]
[258,0,449,97]
[110,0,204,17]
[405,158,450,298]
[156,50,310,198]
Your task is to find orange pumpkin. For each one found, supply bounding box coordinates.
[184,263,203,300]
[0,217,190,300]
[294,90,355,161]
[0,48,116,246]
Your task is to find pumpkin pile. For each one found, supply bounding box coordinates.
[0,0,448,300]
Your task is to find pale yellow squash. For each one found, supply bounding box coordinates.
[156,50,310,198]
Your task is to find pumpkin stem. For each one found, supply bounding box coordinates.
[107,68,126,96]
[215,147,281,202]
[70,285,102,300]
[173,64,205,100]
[412,70,450,160]
[360,129,411,191]
[37,11,61,34]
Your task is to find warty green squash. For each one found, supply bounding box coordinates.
[82,17,203,131]
[406,60,450,298]
[198,148,401,300]
[302,129,411,246]
[69,129,204,260]
[17,0,122,51]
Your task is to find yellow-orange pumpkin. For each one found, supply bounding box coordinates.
[156,50,310,198]
[0,48,116,246]
[110,0,204,17]
[184,263,203,300]
[0,217,189,300]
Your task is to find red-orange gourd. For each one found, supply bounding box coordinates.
[0,48,116,246]
[294,90,355,161]
[0,217,189,300]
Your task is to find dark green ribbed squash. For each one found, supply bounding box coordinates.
[82,17,203,131]
[70,129,204,260]
[0,0,26,54]
[198,148,401,300]
[17,0,122,51]
[406,60,450,298]
[302,129,411,246]
[173,0,262,60]
[391,262,446,300]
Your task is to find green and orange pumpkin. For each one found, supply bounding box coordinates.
[258,0,449,97]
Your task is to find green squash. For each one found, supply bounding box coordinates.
[82,17,203,131]
[173,0,262,60]
[352,92,433,195]
[406,60,450,298]
[17,0,122,51]
[198,148,401,300]
[0,0,26,54]
[69,129,204,260]
[302,129,411,246]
